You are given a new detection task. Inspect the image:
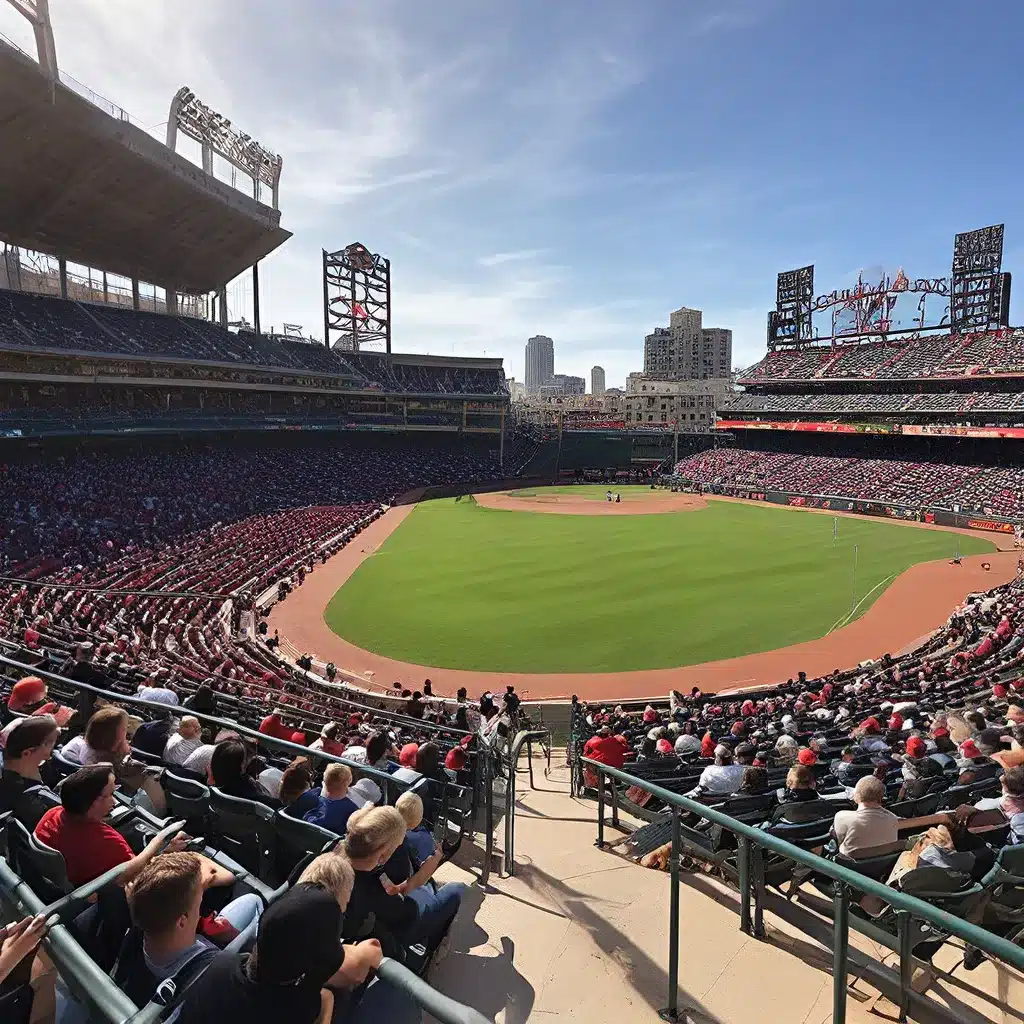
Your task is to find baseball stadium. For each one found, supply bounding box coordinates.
[2,7,1024,1024]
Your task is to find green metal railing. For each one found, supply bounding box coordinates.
[0,853,490,1024]
[0,653,497,876]
[584,758,1024,1024]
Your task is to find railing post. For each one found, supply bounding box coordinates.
[897,911,912,1023]
[610,777,620,829]
[737,835,752,935]
[481,749,493,885]
[506,748,516,876]
[752,844,765,939]
[660,807,682,1022]
[595,769,606,848]
[832,882,850,1024]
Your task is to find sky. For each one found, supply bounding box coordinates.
[3,0,1024,388]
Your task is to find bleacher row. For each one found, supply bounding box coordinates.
[675,448,1024,519]
[722,390,1024,416]
[0,289,506,396]
[577,573,1024,969]
[741,329,1024,383]
[0,660,486,1024]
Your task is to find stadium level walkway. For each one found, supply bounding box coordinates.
[431,758,1024,1023]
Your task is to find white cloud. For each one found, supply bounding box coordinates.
[478,249,548,267]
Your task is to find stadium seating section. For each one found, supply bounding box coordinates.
[0,289,506,395]
[722,390,1024,416]
[740,329,1024,382]
[675,448,1024,518]
[575,572,1024,968]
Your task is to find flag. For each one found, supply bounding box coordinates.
[349,301,368,319]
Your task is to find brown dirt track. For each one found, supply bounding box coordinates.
[268,494,1021,703]
[476,490,708,514]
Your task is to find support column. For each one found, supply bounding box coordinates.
[218,286,228,327]
[58,257,67,299]
[131,277,140,311]
[165,288,178,315]
[322,250,331,349]
[252,262,261,335]
[102,271,108,304]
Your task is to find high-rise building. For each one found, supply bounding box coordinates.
[539,373,585,397]
[643,307,732,380]
[624,377,732,432]
[591,365,606,396]
[525,335,554,394]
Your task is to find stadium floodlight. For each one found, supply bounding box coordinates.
[3,0,59,81]
[166,86,283,210]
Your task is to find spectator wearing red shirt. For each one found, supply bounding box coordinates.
[308,722,346,757]
[259,712,292,742]
[34,764,189,887]
[582,727,629,787]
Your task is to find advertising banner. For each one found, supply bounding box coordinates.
[902,424,1024,440]
[715,420,893,434]
[966,518,1016,534]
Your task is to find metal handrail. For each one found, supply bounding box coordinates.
[377,959,491,1024]
[584,757,1024,1024]
[0,653,412,792]
[502,729,551,876]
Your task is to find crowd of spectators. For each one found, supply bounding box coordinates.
[722,390,1024,417]
[0,289,507,395]
[739,329,1024,383]
[577,573,1024,961]
[0,434,505,570]
[675,448,1024,519]
[0,670,495,1023]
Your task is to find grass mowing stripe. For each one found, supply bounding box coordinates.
[324,489,995,673]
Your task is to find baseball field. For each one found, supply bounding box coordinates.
[322,488,995,674]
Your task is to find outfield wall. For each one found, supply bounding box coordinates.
[393,475,555,505]
[691,484,1018,534]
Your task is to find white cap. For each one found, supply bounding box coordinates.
[349,778,382,808]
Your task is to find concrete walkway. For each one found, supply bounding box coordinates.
[429,760,1024,1023]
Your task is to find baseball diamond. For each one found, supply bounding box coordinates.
[321,488,997,675]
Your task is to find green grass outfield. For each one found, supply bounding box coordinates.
[324,490,995,673]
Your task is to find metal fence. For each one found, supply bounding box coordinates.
[583,757,1024,1024]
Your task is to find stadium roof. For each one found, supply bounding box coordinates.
[0,42,291,294]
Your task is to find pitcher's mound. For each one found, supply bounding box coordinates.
[476,490,708,515]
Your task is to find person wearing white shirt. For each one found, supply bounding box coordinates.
[694,746,746,796]
[163,717,204,766]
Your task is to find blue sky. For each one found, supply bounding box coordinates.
[4,0,1024,387]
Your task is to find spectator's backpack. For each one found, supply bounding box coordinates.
[112,927,216,1010]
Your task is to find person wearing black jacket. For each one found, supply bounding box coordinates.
[341,806,462,963]
[209,739,279,809]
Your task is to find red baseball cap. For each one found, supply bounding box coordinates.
[445,747,468,771]
[905,736,927,759]
[797,748,817,766]
[399,743,419,768]
[8,677,46,711]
